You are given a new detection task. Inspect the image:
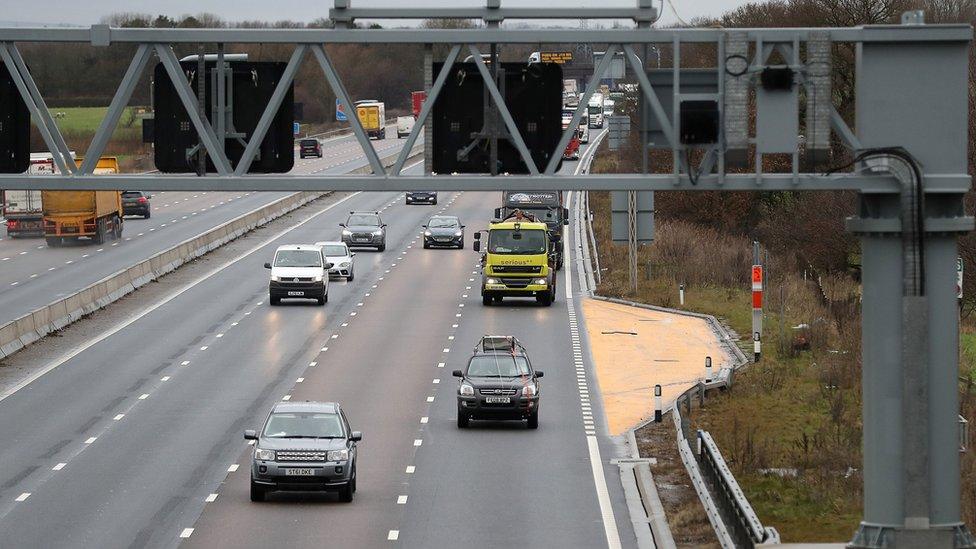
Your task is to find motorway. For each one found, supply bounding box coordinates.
[0,133,634,548]
[0,127,406,324]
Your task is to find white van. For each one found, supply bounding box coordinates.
[396,116,415,139]
[264,244,331,305]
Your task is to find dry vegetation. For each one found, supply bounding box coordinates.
[586,0,976,539]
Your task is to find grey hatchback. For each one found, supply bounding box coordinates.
[245,401,361,502]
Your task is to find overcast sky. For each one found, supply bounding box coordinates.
[1,0,752,27]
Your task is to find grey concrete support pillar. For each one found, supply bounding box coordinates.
[424,43,433,175]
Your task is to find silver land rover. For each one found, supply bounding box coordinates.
[245,401,361,502]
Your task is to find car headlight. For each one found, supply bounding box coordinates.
[372,229,383,236]
[341,229,352,236]
[454,230,463,237]
[485,277,500,285]
[523,383,537,397]
[424,230,432,237]
[459,383,475,396]
[313,275,323,282]
[270,275,280,282]
[328,449,349,462]
[339,262,350,268]
[533,278,548,285]
[255,448,275,461]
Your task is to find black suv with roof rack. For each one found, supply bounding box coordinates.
[453,336,544,429]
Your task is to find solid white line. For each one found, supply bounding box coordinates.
[565,190,621,549]
[0,192,363,404]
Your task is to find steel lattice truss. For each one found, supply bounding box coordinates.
[0,7,971,193]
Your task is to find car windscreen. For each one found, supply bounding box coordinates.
[273,249,322,268]
[466,355,532,377]
[428,217,458,229]
[347,215,379,226]
[487,229,546,255]
[122,191,143,198]
[300,140,318,147]
[263,412,344,438]
[321,245,347,257]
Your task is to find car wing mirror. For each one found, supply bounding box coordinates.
[534,371,544,378]
[473,232,481,240]
[244,429,258,440]
[452,369,464,377]
[339,223,345,227]
[264,262,272,269]
[351,252,356,257]
[422,225,427,228]
[325,263,334,270]
[350,431,363,442]
[382,224,388,228]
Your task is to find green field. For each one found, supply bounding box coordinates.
[49,106,143,133]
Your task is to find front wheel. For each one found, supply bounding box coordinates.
[457,412,469,428]
[250,479,266,502]
[377,244,386,252]
[270,295,280,306]
[46,237,62,247]
[347,270,354,282]
[527,412,539,429]
[483,294,492,306]
[338,482,353,502]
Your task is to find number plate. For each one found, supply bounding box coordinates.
[284,468,315,476]
[485,396,511,404]
[287,291,305,296]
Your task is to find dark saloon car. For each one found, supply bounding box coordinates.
[423,215,464,249]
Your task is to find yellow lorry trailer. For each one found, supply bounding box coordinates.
[42,157,123,246]
[473,219,557,306]
[355,101,387,140]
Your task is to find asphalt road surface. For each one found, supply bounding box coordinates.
[0,128,406,324]
[0,136,633,548]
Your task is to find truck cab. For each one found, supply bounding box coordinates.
[495,191,569,270]
[474,217,557,306]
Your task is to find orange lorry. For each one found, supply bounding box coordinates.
[42,157,123,246]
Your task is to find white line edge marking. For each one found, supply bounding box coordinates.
[565,190,622,549]
[0,191,364,404]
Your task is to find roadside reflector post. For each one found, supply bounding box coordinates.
[704,356,712,383]
[751,255,763,362]
[653,384,662,423]
[679,283,685,306]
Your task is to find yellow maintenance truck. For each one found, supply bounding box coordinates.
[473,216,557,306]
[42,157,123,246]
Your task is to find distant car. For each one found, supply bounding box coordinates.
[121,191,151,219]
[396,116,415,139]
[315,241,355,281]
[245,401,362,502]
[453,336,543,429]
[423,215,464,249]
[340,211,386,251]
[563,135,580,160]
[299,138,323,159]
[406,191,437,205]
[264,244,331,305]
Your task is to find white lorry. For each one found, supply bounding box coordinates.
[588,93,605,129]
